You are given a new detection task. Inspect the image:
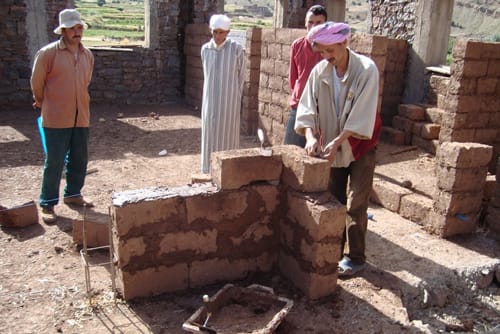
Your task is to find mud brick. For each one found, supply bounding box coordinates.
[424,107,444,124]
[112,184,218,237]
[436,165,488,192]
[117,263,189,300]
[425,211,477,237]
[392,115,414,144]
[73,219,109,247]
[433,190,483,216]
[485,206,500,234]
[411,135,438,155]
[399,193,433,225]
[189,253,275,288]
[115,236,146,267]
[436,142,493,169]
[398,104,426,121]
[278,251,337,300]
[420,123,440,139]
[371,178,412,213]
[286,190,346,242]
[380,126,405,146]
[211,148,283,190]
[0,201,38,227]
[158,230,218,255]
[299,239,342,269]
[273,145,331,192]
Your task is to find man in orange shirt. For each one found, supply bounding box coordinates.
[284,5,327,147]
[31,9,94,223]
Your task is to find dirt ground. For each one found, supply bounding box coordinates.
[0,103,499,334]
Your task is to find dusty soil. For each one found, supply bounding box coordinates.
[0,103,499,334]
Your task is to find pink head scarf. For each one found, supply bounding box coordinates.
[307,21,351,45]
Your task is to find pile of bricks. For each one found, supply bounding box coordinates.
[111,145,346,300]
[381,103,442,154]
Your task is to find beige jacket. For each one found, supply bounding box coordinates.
[295,48,380,167]
[31,39,94,128]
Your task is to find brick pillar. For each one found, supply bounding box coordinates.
[241,28,262,136]
[427,142,493,237]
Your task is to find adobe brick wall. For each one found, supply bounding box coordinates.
[427,142,493,237]
[111,145,346,300]
[439,39,500,173]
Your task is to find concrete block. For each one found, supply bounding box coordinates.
[189,253,275,288]
[421,123,440,140]
[424,107,444,124]
[118,263,189,300]
[211,148,283,190]
[273,145,331,192]
[436,142,493,169]
[371,178,412,212]
[436,165,488,192]
[116,236,146,267]
[399,193,433,225]
[73,219,109,247]
[286,190,346,241]
[411,135,438,155]
[0,201,38,227]
[278,251,337,300]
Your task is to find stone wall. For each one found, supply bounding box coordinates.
[368,0,417,43]
[1,1,33,108]
[439,38,500,173]
[111,145,345,300]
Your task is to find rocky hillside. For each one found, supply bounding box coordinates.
[226,0,499,40]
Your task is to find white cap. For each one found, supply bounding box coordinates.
[209,14,231,31]
[54,9,87,35]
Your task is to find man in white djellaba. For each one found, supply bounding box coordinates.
[200,14,245,174]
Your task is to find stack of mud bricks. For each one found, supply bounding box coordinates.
[427,142,493,237]
[385,104,441,154]
[485,157,500,235]
[111,145,345,300]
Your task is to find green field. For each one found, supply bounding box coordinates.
[75,0,272,47]
[75,0,145,46]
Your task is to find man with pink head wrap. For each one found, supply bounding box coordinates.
[295,21,382,277]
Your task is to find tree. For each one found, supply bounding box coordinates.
[97,0,106,7]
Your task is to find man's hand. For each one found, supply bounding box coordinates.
[32,100,41,109]
[304,128,322,157]
[321,139,340,161]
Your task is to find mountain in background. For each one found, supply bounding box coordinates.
[225,0,499,40]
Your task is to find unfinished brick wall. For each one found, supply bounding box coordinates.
[427,142,493,237]
[439,38,500,173]
[381,38,408,126]
[111,145,345,300]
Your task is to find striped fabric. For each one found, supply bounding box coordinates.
[200,39,245,173]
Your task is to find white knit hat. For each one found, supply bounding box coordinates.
[54,9,87,35]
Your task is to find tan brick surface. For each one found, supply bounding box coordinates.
[119,264,189,300]
[436,142,493,169]
[433,190,483,216]
[436,165,488,192]
[371,178,412,212]
[274,145,331,192]
[398,104,425,121]
[399,194,433,225]
[278,252,337,300]
[211,148,283,190]
[286,190,346,241]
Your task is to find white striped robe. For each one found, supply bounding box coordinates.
[200,38,245,173]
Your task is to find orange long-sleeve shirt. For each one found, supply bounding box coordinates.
[31,39,94,128]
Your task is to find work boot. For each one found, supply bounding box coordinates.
[41,207,57,224]
[63,195,94,207]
